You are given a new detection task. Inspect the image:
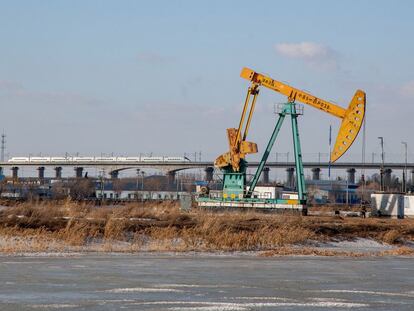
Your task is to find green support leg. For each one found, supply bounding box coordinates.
[246,105,288,198]
[290,103,306,201]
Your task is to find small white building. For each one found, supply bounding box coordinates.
[370,193,414,218]
[281,192,299,200]
[96,190,187,201]
[0,192,22,199]
[199,186,283,200]
[403,195,414,218]
[246,186,282,199]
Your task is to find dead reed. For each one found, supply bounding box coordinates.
[0,200,413,254]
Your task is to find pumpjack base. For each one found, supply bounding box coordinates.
[196,197,307,214]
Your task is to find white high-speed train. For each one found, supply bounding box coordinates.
[7,156,191,163]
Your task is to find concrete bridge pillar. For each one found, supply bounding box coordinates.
[384,168,392,190]
[74,167,83,178]
[204,167,214,182]
[167,171,176,188]
[311,168,321,180]
[54,167,62,179]
[346,168,356,184]
[110,171,119,179]
[286,167,295,189]
[11,167,18,180]
[0,167,3,176]
[262,167,270,184]
[38,167,45,180]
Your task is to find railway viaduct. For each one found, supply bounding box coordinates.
[1,161,413,186]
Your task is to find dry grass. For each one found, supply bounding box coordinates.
[0,200,414,255]
[260,247,367,257]
[380,229,402,244]
[261,246,414,257]
[379,246,414,256]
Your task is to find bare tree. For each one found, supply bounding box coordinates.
[69,179,95,200]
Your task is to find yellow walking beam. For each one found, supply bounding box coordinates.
[240,68,366,162]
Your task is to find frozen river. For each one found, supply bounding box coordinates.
[0,253,413,310]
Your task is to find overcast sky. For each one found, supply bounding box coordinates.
[1,0,413,162]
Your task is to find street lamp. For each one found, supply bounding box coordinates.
[141,171,145,190]
[136,169,140,201]
[402,142,408,193]
[378,137,385,191]
[100,168,105,203]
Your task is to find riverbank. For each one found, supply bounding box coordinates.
[0,201,414,256]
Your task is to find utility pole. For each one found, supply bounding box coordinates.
[1,132,6,162]
[361,115,366,205]
[328,124,332,180]
[346,179,349,205]
[136,169,140,201]
[378,137,385,192]
[100,168,105,203]
[402,141,408,193]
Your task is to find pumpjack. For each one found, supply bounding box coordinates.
[197,68,366,212]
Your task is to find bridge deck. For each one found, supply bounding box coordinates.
[0,161,413,170]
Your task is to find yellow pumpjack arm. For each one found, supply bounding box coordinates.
[214,84,259,171]
[240,68,366,162]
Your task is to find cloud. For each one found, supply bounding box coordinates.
[400,80,414,98]
[0,79,109,118]
[136,51,170,64]
[275,42,339,71]
[0,80,24,92]
[180,75,204,98]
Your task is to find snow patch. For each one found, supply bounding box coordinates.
[30,304,79,309]
[105,287,183,293]
[318,289,414,298]
[129,300,369,309]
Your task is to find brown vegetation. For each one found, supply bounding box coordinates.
[261,246,414,257]
[0,200,414,255]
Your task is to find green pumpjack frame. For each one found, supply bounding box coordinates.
[197,102,307,210]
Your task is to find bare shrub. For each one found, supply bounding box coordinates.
[381,229,402,244]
